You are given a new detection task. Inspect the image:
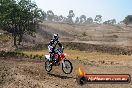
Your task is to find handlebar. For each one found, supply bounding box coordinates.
[54,48,64,55]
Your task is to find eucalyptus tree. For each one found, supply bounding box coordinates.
[75,17,79,24]
[103,19,116,25]
[42,11,47,21]
[86,17,93,24]
[123,15,132,26]
[0,0,44,46]
[53,15,59,22]
[67,10,75,24]
[111,19,116,24]
[79,15,86,24]
[47,10,54,21]
[58,15,64,22]
[94,15,102,24]
[63,17,67,23]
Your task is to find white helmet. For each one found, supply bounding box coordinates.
[53,34,59,40]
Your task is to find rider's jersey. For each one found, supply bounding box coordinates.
[48,39,62,49]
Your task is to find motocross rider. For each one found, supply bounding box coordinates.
[48,34,63,62]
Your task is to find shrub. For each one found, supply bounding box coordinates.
[82,32,87,36]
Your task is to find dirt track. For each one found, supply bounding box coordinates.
[0,56,132,88]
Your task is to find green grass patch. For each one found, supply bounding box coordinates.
[18,49,132,61]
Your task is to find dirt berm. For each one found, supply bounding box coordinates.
[19,42,132,55]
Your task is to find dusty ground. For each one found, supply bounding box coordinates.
[0,23,132,88]
[0,54,132,88]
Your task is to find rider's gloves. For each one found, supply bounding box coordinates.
[62,46,64,50]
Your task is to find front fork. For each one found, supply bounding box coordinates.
[62,60,66,67]
[47,59,57,67]
[47,60,52,67]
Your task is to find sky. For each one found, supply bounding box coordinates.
[34,0,132,22]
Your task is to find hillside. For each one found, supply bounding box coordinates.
[1,22,132,52]
[25,21,132,49]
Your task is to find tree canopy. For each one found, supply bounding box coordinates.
[103,19,116,25]
[67,10,75,24]
[94,15,102,24]
[79,15,86,24]
[0,0,44,46]
[123,15,132,26]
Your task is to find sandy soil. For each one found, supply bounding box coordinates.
[0,56,132,88]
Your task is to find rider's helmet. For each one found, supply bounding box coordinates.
[53,34,59,40]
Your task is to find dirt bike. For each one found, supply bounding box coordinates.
[44,48,73,74]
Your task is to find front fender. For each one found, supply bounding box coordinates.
[45,55,50,61]
[61,53,65,58]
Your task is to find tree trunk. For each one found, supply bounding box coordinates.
[13,24,18,48]
[14,35,17,46]
[18,33,23,45]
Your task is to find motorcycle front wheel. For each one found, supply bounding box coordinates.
[62,59,73,74]
[45,60,52,72]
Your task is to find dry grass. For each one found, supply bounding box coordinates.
[0,34,11,42]
[22,50,48,56]
[40,22,132,47]
[21,49,132,61]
